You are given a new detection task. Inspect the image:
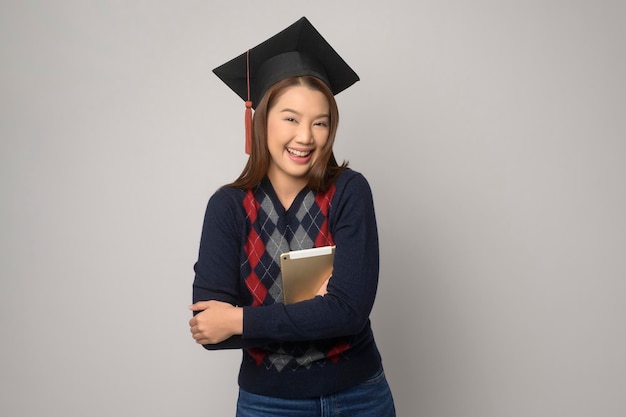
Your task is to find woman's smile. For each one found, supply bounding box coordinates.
[286,147,313,159]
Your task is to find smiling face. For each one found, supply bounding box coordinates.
[266,85,330,191]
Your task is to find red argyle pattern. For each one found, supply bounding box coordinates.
[240,182,352,371]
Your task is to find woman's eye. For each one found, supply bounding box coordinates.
[285,117,297,123]
[315,121,328,127]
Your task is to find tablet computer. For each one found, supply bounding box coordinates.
[280,246,335,304]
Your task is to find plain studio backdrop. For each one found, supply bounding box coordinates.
[1,1,625,416]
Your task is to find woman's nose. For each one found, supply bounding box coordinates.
[296,125,313,143]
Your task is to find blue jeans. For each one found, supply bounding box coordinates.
[236,368,396,417]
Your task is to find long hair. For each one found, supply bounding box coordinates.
[227,76,348,192]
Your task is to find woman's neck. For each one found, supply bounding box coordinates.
[267,172,308,211]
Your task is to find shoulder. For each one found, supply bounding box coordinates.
[327,169,378,233]
[333,168,373,198]
[328,169,376,217]
[209,185,247,203]
[205,186,248,216]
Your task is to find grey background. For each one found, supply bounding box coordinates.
[1,1,625,416]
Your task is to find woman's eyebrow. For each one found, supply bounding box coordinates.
[280,108,329,118]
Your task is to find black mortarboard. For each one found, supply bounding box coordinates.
[212,16,360,153]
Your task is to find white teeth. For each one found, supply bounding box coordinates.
[287,148,311,157]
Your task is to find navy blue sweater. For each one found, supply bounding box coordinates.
[193,169,382,398]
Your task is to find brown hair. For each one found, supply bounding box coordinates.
[227,76,348,192]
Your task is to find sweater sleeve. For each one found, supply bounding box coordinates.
[242,172,380,341]
[192,188,271,350]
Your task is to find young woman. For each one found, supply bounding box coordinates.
[189,17,396,417]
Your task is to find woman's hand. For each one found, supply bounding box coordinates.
[316,275,332,297]
[189,301,243,345]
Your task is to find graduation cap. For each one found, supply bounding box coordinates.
[213,16,360,154]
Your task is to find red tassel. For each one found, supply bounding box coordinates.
[244,100,253,154]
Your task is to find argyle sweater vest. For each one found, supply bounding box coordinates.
[241,180,350,370]
[193,169,382,398]
[241,181,335,308]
